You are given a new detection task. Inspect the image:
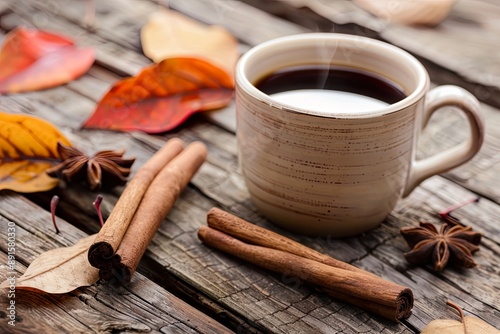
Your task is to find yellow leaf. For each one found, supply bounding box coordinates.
[0,235,99,294]
[0,111,71,192]
[0,161,59,192]
[141,9,239,76]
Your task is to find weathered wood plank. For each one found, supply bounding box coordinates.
[4,0,500,204]
[0,91,266,332]
[0,40,498,334]
[0,7,150,76]
[255,0,500,97]
[4,81,499,332]
[236,0,500,108]
[0,88,418,332]
[4,56,500,210]
[0,194,233,334]
[417,103,500,203]
[3,0,305,76]
[0,254,94,334]
[1,0,499,333]
[366,178,500,327]
[2,0,302,132]
[20,0,306,49]
[104,175,500,332]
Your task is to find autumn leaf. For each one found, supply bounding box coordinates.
[0,235,99,294]
[421,301,499,334]
[353,0,454,26]
[0,111,71,192]
[141,9,239,76]
[83,57,234,133]
[0,27,94,94]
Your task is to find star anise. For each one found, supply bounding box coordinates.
[46,142,135,190]
[400,222,482,271]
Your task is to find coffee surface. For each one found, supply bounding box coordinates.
[254,65,406,114]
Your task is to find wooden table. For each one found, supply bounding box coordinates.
[1,0,499,333]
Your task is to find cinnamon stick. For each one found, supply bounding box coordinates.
[88,138,184,269]
[323,288,412,322]
[102,141,207,283]
[207,208,378,279]
[199,210,414,322]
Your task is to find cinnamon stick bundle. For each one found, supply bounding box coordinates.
[88,138,207,284]
[88,138,185,268]
[101,142,207,283]
[198,208,413,322]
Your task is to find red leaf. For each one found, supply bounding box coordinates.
[0,27,94,94]
[83,57,234,133]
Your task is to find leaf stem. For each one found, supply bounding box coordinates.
[439,197,480,225]
[50,195,60,234]
[446,300,465,323]
[93,195,105,227]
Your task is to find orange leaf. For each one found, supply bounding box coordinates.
[141,9,239,76]
[83,57,234,133]
[0,27,94,94]
[0,111,71,192]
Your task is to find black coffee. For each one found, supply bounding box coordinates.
[254,65,406,114]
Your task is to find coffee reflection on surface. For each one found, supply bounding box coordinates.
[254,65,407,114]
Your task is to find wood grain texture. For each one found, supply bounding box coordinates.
[4,0,499,205]
[238,0,500,111]
[259,0,500,96]
[0,194,232,334]
[0,0,499,333]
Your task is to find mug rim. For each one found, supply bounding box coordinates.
[236,33,429,119]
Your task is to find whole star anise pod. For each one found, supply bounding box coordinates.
[46,142,135,190]
[400,222,481,271]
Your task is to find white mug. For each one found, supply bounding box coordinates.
[235,33,484,237]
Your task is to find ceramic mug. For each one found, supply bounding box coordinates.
[235,33,484,237]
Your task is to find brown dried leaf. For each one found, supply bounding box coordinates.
[422,317,499,334]
[141,9,239,75]
[421,301,499,334]
[0,234,99,294]
[353,0,455,26]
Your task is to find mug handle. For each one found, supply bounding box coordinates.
[403,85,484,197]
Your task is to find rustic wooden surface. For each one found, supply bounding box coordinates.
[0,194,233,334]
[1,0,499,333]
[247,0,500,109]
